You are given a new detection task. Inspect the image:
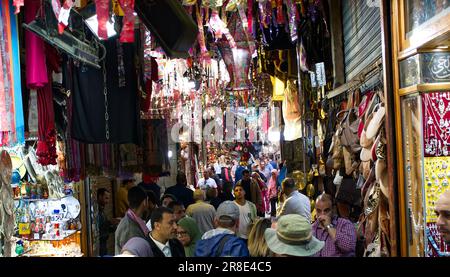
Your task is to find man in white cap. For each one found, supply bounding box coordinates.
[194,201,249,257]
[435,190,450,244]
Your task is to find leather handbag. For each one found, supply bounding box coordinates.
[340,108,362,154]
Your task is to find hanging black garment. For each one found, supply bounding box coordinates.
[70,38,141,144]
[142,119,170,176]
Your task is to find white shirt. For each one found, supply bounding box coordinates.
[277,191,311,222]
[197,177,217,190]
[146,220,153,231]
[149,234,171,257]
[235,200,252,239]
[214,162,222,174]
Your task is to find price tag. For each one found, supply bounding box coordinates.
[315,62,326,87]
[34,233,40,240]
[310,72,317,87]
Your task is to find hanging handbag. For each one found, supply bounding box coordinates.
[340,108,362,153]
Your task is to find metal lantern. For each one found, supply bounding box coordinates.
[217,12,254,102]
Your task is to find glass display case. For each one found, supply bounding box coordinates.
[399,91,450,257]
[13,182,84,257]
[400,94,425,257]
[405,0,450,36]
[395,0,450,52]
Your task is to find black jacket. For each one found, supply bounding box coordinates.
[147,237,185,257]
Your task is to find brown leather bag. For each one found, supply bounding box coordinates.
[340,108,362,154]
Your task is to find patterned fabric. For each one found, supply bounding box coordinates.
[312,217,357,257]
[422,92,450,157]
[95,0,110,40]
[117,0,135,43]
[0,0,24,146]
[126,208,150,236]
[426,222,450,257]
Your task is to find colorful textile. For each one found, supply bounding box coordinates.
[95,0,110,40]
[25,0,48,89]
[422,92,450,157]
[0,0,24,146]
[117,0,135,43]
[126,208,150,236]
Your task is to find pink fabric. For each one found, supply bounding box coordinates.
[95,0,109,40]
[118,0,135,43]
[25,0,48,89]
[126,209,150,236]
[13,0,24,14]
[57,0,74,34]
[268,174,278,199]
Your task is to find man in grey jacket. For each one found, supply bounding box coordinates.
[277,178,311,222]
[115,186,152,254]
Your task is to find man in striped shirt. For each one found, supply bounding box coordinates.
[312,193,357,257]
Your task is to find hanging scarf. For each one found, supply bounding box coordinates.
[95,0,110,40]
[0,0,24,145]
[25,0,48,89]
[117,0,135,43]
[9,0,24,144]
[126,209,149,236]
[36,73,57,165]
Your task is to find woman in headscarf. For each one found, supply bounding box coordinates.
[252,171,268,215]
[267,169,279,218]
[176,217,202,257]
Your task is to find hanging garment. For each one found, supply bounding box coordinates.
[282,80,302,141]
[36,69,57,166]
[117,0,135,43]
[24,0,48,89]
[142,119,170,176]
[70,38,140,144]
[0,0,24,146]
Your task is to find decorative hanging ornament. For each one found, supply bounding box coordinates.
[217,10,254,105]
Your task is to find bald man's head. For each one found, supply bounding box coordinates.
[435,190,450,243]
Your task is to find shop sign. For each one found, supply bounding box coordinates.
[425,53,450,82]
[399,52,450,88]
[315,62,326,87]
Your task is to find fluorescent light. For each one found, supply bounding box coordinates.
[437,45,449,49]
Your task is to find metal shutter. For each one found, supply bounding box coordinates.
[342,0,382,81]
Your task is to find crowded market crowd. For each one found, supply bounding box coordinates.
[96,155,363,257]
